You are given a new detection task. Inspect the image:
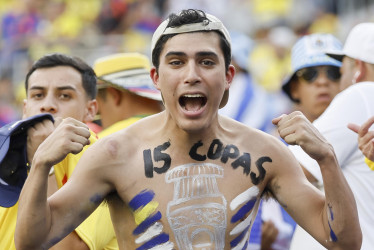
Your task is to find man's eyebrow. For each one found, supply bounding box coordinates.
[165,51,219,59]
[196,51,219,59]
[56,86,77,91]
[29,85,78,91]
[165,51,186,58]
[29,86,45,91]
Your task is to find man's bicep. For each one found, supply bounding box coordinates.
[268,152,326,238]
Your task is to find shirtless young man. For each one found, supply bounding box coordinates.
[15,9,361,250]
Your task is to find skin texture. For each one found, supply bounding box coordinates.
[22,65,97,250]
[15,31,361,250]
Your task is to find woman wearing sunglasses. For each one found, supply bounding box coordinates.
[282,34,343,124]
[281,33,343,250]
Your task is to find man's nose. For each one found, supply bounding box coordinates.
[40,95,57,113]
[184,62,201,85]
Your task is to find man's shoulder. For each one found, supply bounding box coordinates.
[220,117,285,155]
[341,81,374,97]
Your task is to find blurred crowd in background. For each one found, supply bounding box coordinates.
[1,0,374,127]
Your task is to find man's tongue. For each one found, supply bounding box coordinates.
[184,98,202,112]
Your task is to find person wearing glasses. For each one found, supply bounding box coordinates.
[289,23,374,250]
[281,33,343,250]
[282,33,342,125]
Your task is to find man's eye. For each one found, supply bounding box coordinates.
[169,60,182,66]
[201,60,214,66]
[31,93,43,99]
[60,94,71,100]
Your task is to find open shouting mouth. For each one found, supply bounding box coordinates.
[179,94,207,112]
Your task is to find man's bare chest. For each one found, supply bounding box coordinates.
[115,137,273,249]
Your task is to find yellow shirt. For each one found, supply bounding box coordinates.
[0,202,18,250]
[0,131,118,250]
[98,116,144,138]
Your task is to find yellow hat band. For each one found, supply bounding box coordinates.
[94,53,151,77]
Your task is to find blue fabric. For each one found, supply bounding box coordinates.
[249,200,262,246]
[234,74,254,122]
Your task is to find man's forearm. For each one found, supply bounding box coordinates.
[16,117,93,249]
[15,160,53,249]
[47,171,90,250]
[318,151,362,249]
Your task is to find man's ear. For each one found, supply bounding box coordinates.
[150,67,165,106]
[83,99,98,123]
[107,87,122,105]
[225,65,236,90]
[353,60,365,83]
[150,67,160,90]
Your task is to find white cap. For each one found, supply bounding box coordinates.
[326,22,374,64]
[151,13,231,58]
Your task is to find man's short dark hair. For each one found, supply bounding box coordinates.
[25,53,97,99]
[151,9,231,72]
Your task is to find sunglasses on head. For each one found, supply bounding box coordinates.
[296,66,341,83]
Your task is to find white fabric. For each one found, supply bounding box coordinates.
[289,82,374,250]
[327,23,374,64]
[290,225,326,250]
[262,199,295,250]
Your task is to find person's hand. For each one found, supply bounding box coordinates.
[32,117,91,168]
[27,118,57,164]
[261,220,278,250]
[272,111,333,162]
[348,116,374,162]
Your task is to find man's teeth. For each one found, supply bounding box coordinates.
[183,94,204,98]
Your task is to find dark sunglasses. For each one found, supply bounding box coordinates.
[296,66,341,83]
